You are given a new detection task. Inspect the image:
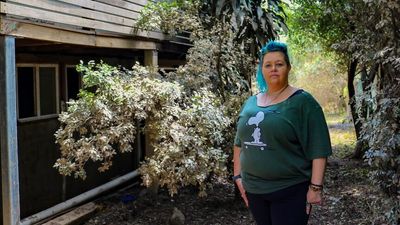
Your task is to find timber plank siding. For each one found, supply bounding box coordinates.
[0,0,189,48]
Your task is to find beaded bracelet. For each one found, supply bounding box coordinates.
[309,182,323,192]
[310,182,323,188]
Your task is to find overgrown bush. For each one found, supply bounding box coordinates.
[54,62,182,179]
[55,60,240,196]
[361,80,400,219]
[54,0,263,196]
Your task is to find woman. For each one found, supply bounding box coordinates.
[232,41,332,225]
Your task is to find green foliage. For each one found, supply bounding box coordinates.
[135,0,201,37]
[362,82,400,196]
[289,0,400,68]
[288,46,347,113]
[289,0,400,222]
[360,82,400,224]
[199,0,287,46]
[55,0,261,195]
[55,0,287,198]
[288,0,354,62]
[136,0,287,47]
[54,62,182,178]
[55,61,240,196]
[284,2,348,114]
[140,89,232,196]
[171,26,253,99]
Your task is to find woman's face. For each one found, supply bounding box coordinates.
[261,51,290,88]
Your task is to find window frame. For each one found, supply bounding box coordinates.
[16,64,59,122]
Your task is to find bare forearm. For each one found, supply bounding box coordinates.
[311,158,327,185]
[233,146,241,176]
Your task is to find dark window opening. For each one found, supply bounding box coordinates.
[66,67,81,101]
[17,67,36,118]
[39,67,57,115]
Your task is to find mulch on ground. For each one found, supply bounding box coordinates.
[84,158,389,225]
[84,123,394,225]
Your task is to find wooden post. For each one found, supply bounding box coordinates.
[144,50,158,68]
[143,49,158,157]
[0,35,21,225]
[143,49,159,195]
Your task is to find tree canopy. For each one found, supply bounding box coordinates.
[288,0,399,222]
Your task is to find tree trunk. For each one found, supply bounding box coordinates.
[347,59,361,139]
[347,59,367,159]
[358,64,378,122]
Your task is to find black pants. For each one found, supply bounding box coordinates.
[246,181,310,225]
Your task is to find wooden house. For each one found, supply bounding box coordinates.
[0,0,190,224]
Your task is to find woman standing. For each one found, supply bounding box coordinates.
[233,41,332,225]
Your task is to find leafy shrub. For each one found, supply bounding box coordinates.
[54,62,183,178]
[55,5,255,195]
[362,81,400,198]
[54,61,241,196]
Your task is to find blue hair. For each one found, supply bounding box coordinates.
[256,41,291,93]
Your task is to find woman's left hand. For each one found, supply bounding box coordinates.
[306,188,322,214]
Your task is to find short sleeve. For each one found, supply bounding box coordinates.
[299,98,332,160]
[234,130,242,147]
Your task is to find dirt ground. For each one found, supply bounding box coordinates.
[83,124,395,225]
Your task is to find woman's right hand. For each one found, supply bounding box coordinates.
[235,179,248,207]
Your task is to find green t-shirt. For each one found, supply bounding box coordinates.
[234,90,332,194]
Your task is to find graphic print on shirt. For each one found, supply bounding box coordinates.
[243,111,267,150]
